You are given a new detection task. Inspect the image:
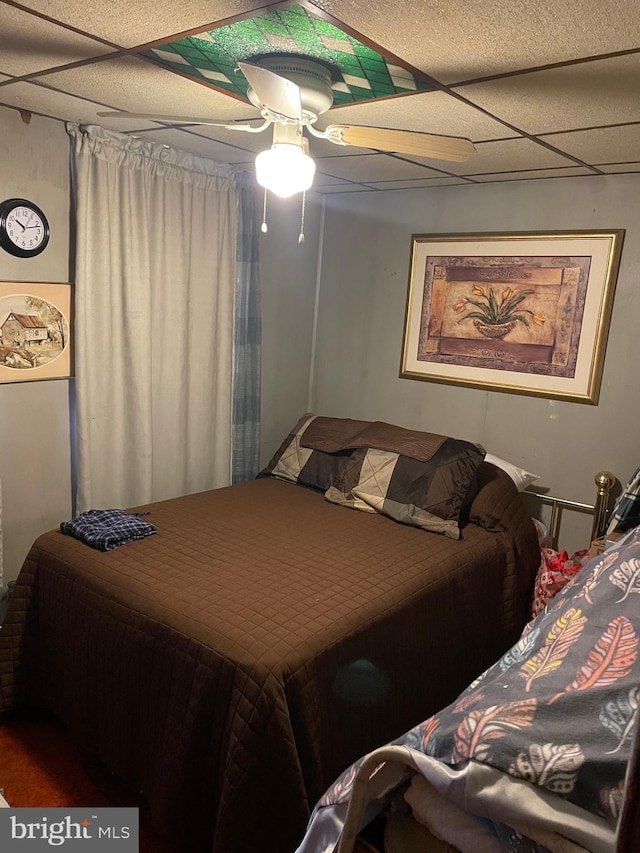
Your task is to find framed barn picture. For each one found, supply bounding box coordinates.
[400,231,624,404]
[0,281,72,383]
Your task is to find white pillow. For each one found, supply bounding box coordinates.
[484,453,540,492]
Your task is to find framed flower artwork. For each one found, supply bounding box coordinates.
[400,231,625,404]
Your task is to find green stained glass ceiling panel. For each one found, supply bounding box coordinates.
[140,2,435,106]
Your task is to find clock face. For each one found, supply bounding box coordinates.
[0,198,50,258]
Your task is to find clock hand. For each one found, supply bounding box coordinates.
[14,219,26,231]
[24,225,41,230]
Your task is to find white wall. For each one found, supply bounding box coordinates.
[258,192,323,466]
[312,175,640,550]
[0,108,73,584]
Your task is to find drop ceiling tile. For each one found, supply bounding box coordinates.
[311,0,640,83]
[457,54,640,135]
[186,124,282,155]
[321,90,513,142]
[316,154,448,182]
[400,138,578,174]
[364,177,471,189]
[470,167,595,182]
[31,55,256,122]
[310,172,351,188]
[125,127,256,163]
[0,4,115,76]
[139,6,435,107]
[597,162,640,173]
[0,79,157,130]
[12,1,268,48]
[313,184,374,194]
[538,125,640,165]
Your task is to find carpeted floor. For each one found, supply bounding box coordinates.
[0,711,175,852]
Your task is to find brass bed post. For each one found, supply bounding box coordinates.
[591,470,615,541]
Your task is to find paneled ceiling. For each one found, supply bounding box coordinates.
[1,0,640,193]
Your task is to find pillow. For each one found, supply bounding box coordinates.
[298,415,375,454]
[325,437,486,540]
[303,418,451,462]
[259,414,352,492]
[484,453,539,492]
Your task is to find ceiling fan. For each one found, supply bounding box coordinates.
[99,57,476,197]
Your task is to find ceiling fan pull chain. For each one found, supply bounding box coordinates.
[298,191,306,245]
[261,187,268,233]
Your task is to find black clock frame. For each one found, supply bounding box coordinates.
[0,197,50,258]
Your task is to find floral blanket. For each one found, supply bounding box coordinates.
[296,526,640,853]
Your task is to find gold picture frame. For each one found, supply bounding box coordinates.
[0,281,73,383]
[400,231,625,404]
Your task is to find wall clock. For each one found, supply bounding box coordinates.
[0,198,50,258]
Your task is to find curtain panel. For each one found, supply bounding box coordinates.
[68,124,259,511]
[232,180,262,483]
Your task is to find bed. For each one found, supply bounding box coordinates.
[0,415,543,853]
[295,465,640,853]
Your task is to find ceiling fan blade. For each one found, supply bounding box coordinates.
[237,61,302,121]
[97,110,264,129]
[328,125,475,162]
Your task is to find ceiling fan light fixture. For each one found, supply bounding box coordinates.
[255,143,316,198]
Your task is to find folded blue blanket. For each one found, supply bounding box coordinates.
[60,509,158,551]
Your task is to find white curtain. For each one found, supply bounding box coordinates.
[68,125,238,512]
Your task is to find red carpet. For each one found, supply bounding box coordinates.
[0,712,175,852]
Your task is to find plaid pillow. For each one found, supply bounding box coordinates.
[259,414,351,491]
[325,438,486,540]
[607,464,640,534]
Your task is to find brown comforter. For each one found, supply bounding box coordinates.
[0,464,538,853]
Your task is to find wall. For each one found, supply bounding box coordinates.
[313,175,640,550]
[258,192,323,465]
[0,107,73,585]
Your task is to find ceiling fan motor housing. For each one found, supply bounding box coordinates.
[247,56,334,118]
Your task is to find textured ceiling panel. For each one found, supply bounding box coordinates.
[0,4,114,76]
[125,127,258,162]
[457,54,640,135]
[9,1,269,48]
[597,163,640,173]
[0,79,156,130]
[539,125,640,164]
[304,171,351,187]
[469,167,595,182]
[400,138,579,174]
[30,56,258,119]
[321,90,514,141]
[3,0,640,191]
[364,177,470,188]
[312,183,372,193]
[310,0,640,83]
[316,153,446,182]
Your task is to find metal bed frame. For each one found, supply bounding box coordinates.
[525,470,616,549]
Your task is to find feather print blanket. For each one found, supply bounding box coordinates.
[296,526,640,853]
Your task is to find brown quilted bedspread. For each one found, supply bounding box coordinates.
[0,467,538,853]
